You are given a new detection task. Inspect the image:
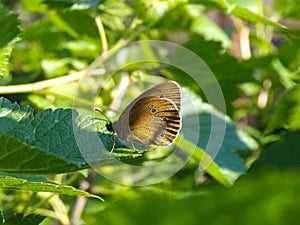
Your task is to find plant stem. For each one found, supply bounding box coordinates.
[70,179,90,225]
[95,15,108,54]
[0,70,86,94]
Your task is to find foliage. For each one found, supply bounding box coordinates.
[0,0,299,224]
[85,170,300,225]
[0,213,45,225]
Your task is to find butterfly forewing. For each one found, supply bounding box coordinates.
[141,81,181,111]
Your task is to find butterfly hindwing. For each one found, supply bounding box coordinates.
[128,96,181,145]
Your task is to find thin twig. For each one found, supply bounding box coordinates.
[70,179,90,225]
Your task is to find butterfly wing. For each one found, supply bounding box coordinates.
[128,96,181,145]
[139,80,181,111]
[112,80,181,144]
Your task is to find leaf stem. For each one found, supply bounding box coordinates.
[95,15,108,54]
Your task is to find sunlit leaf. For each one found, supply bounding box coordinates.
[176,90,257,186]
[98,0,133,31]
[0,97,87,173]
[0,175,103,200]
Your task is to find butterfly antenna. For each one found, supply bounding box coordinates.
[94,108,111,123]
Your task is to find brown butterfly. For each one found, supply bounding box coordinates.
[97,80,181,151]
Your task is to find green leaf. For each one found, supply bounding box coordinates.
[0,135,80,173]
[27,93,70,110]
[25,3,99,39]
[277,38,300,72]
[176,91,257,186]
[175,136,233,187]
[0,97,88,174]
[27,82,75,109]
[0,88,256,186]
[0,5,21,49]
[43,0,101,11]
[9,21,56,80]
[76,115,143,159]
[271,58,297,89]
[192,0,287,32]
[22,0,48,13]
[62,39,100,58]
[1,213,45,225]
[98,0,133,31]
[0,5,21,82]
[0,172,49,183]
[274,0,300,18]
[168,35,253,114]
[53,10,99,38]
[265,85,300,133]
[0,212,3,224]
[86,170,300,225]
[0,97,141,174]
[21,20,66,52]
[253,130,300,171]
[0,175,103,200]
[41,58,87,78]
[0,44,12,84]
[42,0,77,9]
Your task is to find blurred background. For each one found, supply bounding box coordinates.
[0,0,300,224]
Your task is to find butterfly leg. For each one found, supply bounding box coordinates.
[132,142,136,150]
[109,135,116,154]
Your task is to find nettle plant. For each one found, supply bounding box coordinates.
[0,0,299,224]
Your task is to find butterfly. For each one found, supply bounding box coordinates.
[96,80,181,152]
